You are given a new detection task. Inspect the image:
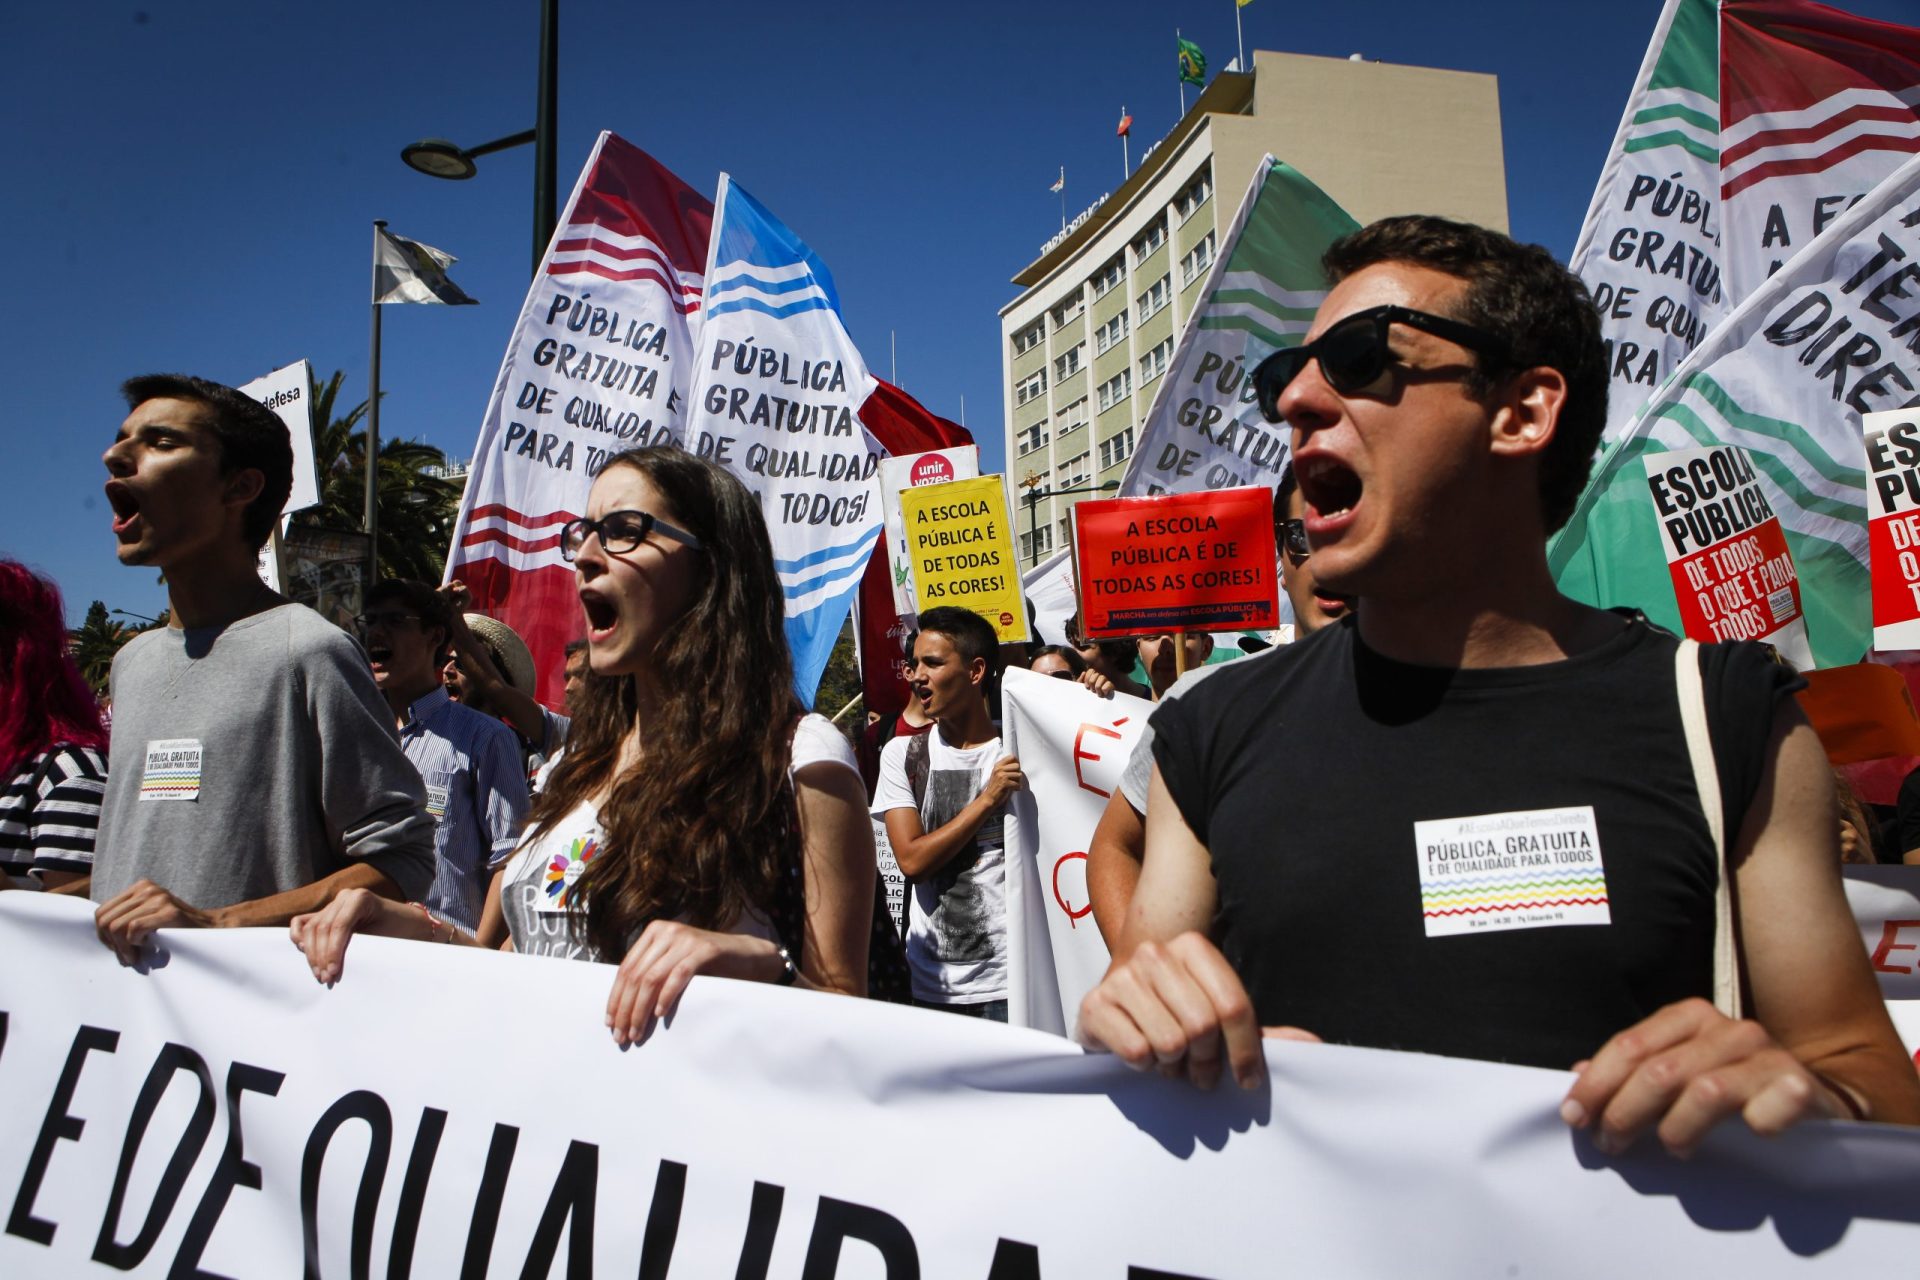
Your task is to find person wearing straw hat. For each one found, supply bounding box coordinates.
[438,589,573,775]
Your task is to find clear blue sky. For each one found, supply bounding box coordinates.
[7,0,1918,624]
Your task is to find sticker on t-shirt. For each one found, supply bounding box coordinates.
[424,785,449,821]
[139,739,203,802]
[1413,805,1609,938]
[538,834,599,912]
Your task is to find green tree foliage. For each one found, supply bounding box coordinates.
[290,369,464,583]
[69,601,135,695]
[812,619,862,729]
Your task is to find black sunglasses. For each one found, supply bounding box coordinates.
[1276,519,1311,562]
[1253,305,1509,423]
[559,509,704,562]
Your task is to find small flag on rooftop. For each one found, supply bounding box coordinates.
[1050,167,1065,193]
[372,226,477,305]
[1117,109,1133,137]
[1178,37,1207,86]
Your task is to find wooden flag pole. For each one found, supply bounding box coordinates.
[1174,627,1189,680]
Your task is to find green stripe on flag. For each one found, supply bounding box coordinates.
[1682,375,1866,490]
[1649,402,1867,523]
[1623,132,1719,163]
[1196,316,1301,349]
[1630,102,1718,133]
[1203,290,1321,322]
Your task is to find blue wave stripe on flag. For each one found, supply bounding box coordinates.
[779,527,882,600]
[707,271,818,297]
[714,181,844,313]
[704,295,836,321]
[774,527,882,574]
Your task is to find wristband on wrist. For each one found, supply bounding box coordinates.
[413,902,447,944]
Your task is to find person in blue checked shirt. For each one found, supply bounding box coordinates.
[358,580,529,934]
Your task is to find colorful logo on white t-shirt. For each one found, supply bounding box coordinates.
[543,834,598,908]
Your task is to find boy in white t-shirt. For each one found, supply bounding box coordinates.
[871,607,1023,1019]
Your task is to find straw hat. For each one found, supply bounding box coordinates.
[463,613,537,695]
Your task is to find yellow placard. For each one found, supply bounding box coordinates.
[899,475,1029,643]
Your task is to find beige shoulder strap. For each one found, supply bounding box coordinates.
[1674,637,1741,1019]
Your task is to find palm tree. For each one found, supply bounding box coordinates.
[69,601,133,695]
[290,370,465,584]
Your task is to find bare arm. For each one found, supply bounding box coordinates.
[291,887,489,985]
[1565,707,1920,1154]
[885,755,1025,880]
[1078,765,1286,1091]
[1087,790,1144,948]
[95,861,411,964]
[792,761,876,996]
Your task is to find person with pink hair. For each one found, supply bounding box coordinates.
[0,560,109,892]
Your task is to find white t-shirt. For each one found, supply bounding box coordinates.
[870,729,1009,1004]
[498,713,856,961]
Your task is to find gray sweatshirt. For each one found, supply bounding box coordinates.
[92,603,434,907]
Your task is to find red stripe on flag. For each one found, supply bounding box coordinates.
[551,232,704,287]
[1723,131,1920,198]
[468,504,577,529]
[461,526,567,555]
[1722,102,1920,167]
[545,262,702,310]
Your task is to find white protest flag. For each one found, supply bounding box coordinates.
[372,226,478,305]
[9,893,1920,1274]
[239,360,320,593]
[686,176,885,703]
[1021,547,1079,645]
[444,132,711,708]
[1553,152,1920,670]
[1842,865,1920,1059]
[1719,0,1920,313]
[1002,668,1150,1035]
[1568,0,1726,442]
[1119,157,1358,497]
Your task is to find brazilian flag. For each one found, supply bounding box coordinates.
[1178,37,1206,86]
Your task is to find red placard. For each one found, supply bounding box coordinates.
[1863,410,1920,651]
[1072,488,1279,637]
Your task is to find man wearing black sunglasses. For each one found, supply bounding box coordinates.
[1080,216,1920,1149]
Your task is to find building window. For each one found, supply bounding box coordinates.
[1175,167,1213,222]
[1099,426,1137,470]
[1097,369,1133,413]
[1058,451,1091,489]
[1058,517,1073,548]
[1135,275,1170,324]
[1054,343,1084,380]
[1051,288,1085,330]
[1093,310,1129,355]
[1020,526,1055,562]
[1180,233,1217,287]
[1131,217,1167,261]
[1015,368,1049,407]
[1017,421,1050,455]
[1012,320,1045,356]
[1057,396,1088,435]
[1091,254,1125,299]
[1138,337,1173,385]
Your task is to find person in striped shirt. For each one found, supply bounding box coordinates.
[0,560,109,891]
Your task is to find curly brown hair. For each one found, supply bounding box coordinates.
[523,446,802,961]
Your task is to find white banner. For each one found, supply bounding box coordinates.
[1845,864,1920,1063]
[1002,668,1150,1036]
[240,360,318,595]
[6,894,1920,1275]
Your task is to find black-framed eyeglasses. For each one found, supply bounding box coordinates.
[1252,305,1510,423]
[354,610,422,633]
[558,509,704,562]
[1276,519,1311,562]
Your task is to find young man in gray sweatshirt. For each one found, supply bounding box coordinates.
[91,374,434,963]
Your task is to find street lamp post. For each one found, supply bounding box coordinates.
[398,0,559,276]
[1024,479,1120,569]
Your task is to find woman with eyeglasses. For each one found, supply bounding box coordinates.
[292,446,893,1038]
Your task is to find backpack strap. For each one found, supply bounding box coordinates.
[1673,638,1741,1020]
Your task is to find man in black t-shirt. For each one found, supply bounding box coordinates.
[1078,216,1920,1153]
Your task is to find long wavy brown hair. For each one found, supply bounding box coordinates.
[524,446,801,961]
